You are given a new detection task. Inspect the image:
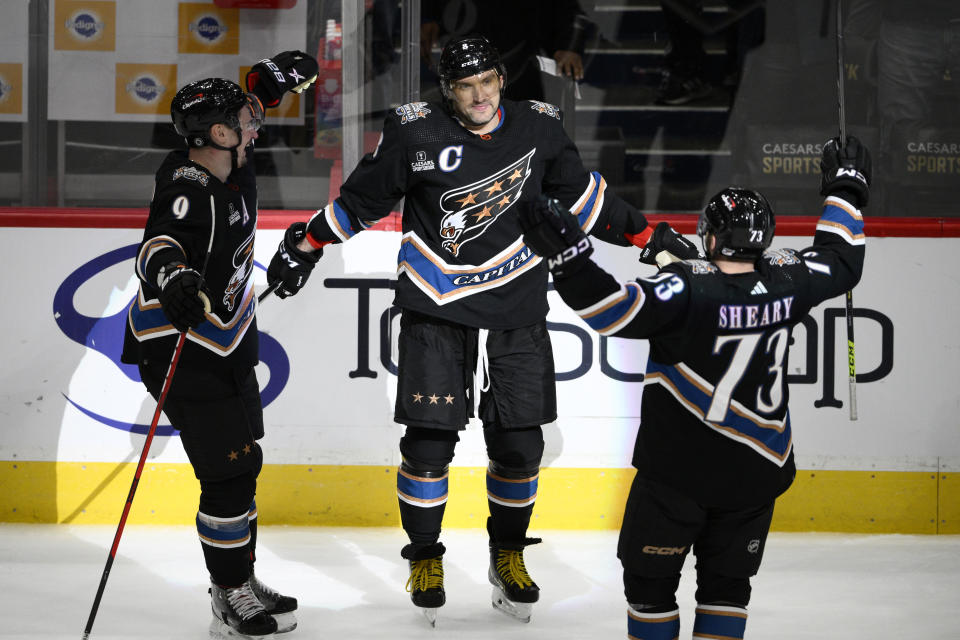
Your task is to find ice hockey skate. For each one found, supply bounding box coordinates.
[488,540,541,623]
[402,542,446,627]
[209,579,277,639]
[249,572,298,633]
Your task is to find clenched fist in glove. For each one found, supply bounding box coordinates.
[820,135,871,208]
[519,196,593,278]
[246,50,319,108]
[267,222,322,299]
[157,262,209,332]
[638,222,700,267]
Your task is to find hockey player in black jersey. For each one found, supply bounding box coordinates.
[121,51,317,639]
[519,136,870,639]
[265,35,696,625]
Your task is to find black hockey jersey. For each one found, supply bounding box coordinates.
[121,149,259,371]
[306,99,648,329]
[551,196,865,507]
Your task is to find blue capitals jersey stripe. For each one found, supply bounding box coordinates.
[399,234,540,305]
[196,512,250,549]
[627,607,680,640]
[189,293,256,354]
[572,172,607,234]
[247,500,257,521]
[127,283,256,356]
[577,282,644,335]
[397,468,448,506]
[327,200,359,241]
[645,360,793,465]
[693,605,748,639]
[818,196,865,245]
[136,236,183,282]
[486,472,538,506]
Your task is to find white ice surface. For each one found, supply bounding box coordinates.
[1,524,957,639]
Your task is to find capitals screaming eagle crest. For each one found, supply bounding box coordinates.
[438,149,534,257]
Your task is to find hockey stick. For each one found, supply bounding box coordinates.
[259,280,279,302]
[81,195,217,639]
[835,0,857,421]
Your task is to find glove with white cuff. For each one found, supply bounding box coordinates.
[638,222,700,267]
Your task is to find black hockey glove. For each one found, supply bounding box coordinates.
[246,50,319,108]
[519,196,593,279]
[156,262,208,332]
[638,222,700,267]
[267,222,322,299]
[820,135,871,208]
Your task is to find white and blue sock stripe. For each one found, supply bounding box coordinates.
[693,604,747,639]
[196,511,250,549]
[397,467,449,507]
[486,471,538,508]
[627,606,680,640]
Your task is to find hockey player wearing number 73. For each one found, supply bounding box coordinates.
[519,136,870,639]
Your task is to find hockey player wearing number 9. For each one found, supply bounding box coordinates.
[121,50,318,639]
[263,35,699,625]
[520,136,869,639]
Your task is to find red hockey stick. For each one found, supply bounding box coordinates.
[81,195,217,638]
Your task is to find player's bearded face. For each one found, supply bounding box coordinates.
[449,69,503,129]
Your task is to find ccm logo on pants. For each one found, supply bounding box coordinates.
[642,546,687,556]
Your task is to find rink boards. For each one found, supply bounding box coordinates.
[1,210,958,533]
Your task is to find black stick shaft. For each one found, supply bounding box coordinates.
[836,0,846,143]
[258,281,279,303]
[836,0,857,420]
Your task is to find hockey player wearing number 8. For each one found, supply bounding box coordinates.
[264,35,699,626]
[121,51,317,639]
[519,136,870,639]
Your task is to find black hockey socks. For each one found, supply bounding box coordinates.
[486,461,538,543]
[196,509,252,587]
[483,424,543,544]
[397,462,449,545]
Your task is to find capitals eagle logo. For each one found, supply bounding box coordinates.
[438,149,535,256]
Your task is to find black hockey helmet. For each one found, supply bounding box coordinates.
[170,78,263,149]
[437,35,506,104]
[697,187,776,261]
